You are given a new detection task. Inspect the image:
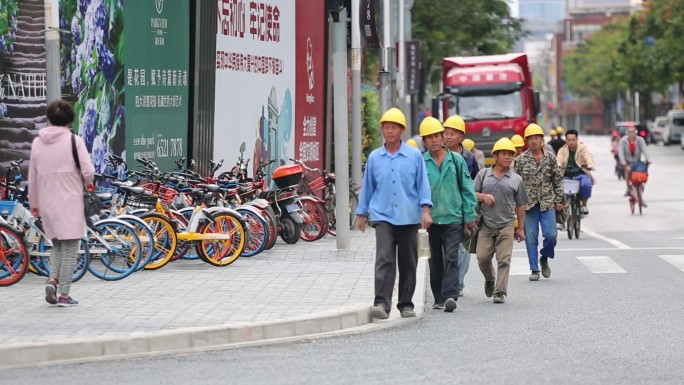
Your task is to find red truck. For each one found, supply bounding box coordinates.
[432,53,540,163]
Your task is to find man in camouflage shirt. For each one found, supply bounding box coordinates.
[514,124,564,282]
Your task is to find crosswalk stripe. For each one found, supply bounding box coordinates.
[509,258,529,275]
[658,255,684,272]
[577,256,626,274]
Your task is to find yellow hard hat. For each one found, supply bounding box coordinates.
[443,115,466,133]
[511,134,525,148]
[462,138,475,151]
[492,138,516,154]
[379,107,407,128]
[549,129,558,136]
[406,138,419,148]
[419,116,444,137]
[524,123,545,138]
[556,126,564,134]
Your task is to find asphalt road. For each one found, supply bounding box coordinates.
[4,136,684,385]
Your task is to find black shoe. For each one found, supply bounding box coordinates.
[432,302,445,310]
[400,308,416,318]
[484,281,495,298]
[444,298,457,312]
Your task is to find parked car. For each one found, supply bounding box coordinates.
[612,121,651,144]
[651,116,667,144]
[663,109,684,146]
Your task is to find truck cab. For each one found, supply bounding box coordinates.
[434,53,540,163]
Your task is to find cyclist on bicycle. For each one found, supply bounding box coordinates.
[556,129,595,215]
[618,125,651,204]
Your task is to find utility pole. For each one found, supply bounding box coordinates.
[44,1,61,103]
[396,0,405,123]
[350,0,362,190]
[333,7,350,249]
[379,0,391,113]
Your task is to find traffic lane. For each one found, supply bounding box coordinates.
[581,136,684,234]
[4,250,684,385]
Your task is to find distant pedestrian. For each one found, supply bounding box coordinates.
[463,139,485,170]
[356,107,433,319]
[549,126,566,154]
[511,134,525,157]
[474,138,529,304]
[419,117,477,312]
[514,124,564,282]
[29,100,94,307]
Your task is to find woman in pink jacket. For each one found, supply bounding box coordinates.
[29,100,94,307]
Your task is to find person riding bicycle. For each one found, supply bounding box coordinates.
[618,125,651,205]
[556,129,595,215]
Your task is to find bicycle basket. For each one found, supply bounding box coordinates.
[141,183,178,205]
[632,161,648,173]
[125,193,158,209]
[0,178,6,200]
[630,171,648,185]
[562,179,580,195]
[0,200,17,217]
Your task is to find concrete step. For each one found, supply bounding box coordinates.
[6,51,46,61]
[4,56,47,70]
[19,1,44,10]
[17,20,45,33]
[0,126,40,144]
[18,10,44,19]
[11,42,45,56]
[6,103,47,119]
[0,117,44,130]
[14,34,44,45]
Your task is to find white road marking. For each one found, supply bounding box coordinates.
[581,226,632,249]
[509,258,530,275]
[514,247,684,252]
[658,255,684,272]
[577,256,627,274]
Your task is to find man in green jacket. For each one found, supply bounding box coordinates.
[420,117,478,312]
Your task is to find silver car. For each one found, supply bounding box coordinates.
[664,110,684,145]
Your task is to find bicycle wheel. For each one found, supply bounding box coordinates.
[37,236,90,283]
[0,223,29,287]
[170,208,196,261]
[117,215,155,271]
[636,184,644,215]
[87,220,143,281]
[566,200,574,240]
[262,206,278,251]
[196,213,246,267]
[236,208,268,257]
[349,191,358,230]
[299,197,328,242]
[629,187,636,214]
[574,199,581,239]
[139,213,178,270]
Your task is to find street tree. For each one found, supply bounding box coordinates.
[412,0,526,104]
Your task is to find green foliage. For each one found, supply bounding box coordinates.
[0,0,18,58]
[563,0,684,102]
[412,0,527,94]
[361,89,381,162]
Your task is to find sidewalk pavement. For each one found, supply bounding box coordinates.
[0,228,427,367]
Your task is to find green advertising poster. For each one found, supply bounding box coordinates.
[124,0,189,171]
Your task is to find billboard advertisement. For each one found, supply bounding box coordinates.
[214,0,325,181]
[60,0,190,173]
[294,0,325,171]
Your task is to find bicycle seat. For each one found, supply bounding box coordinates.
[111,181,134,188]
[197,184,220,192]
[120,186,146,195]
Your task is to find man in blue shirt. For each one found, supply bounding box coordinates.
[356,107,433,319]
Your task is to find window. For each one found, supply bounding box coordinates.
[447,91,524,120]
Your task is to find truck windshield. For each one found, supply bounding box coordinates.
[448,91,523,120]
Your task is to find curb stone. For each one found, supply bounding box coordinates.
[0,258,427,368]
